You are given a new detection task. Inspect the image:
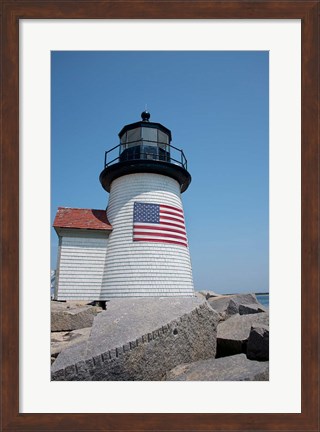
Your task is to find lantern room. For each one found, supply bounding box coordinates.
[100,111,191,193]
[118,111,171,163]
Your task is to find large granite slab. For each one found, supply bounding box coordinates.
[52,297,219,381]
[164,353,269,381]
[51,301,102,331]
[247,325,269,361]
[51,327,92,357]
[217,312,269,357]
[208,293,264,320]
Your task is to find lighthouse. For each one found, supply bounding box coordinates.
[99,111,194,298]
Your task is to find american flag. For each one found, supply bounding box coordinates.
[133,202,188,247]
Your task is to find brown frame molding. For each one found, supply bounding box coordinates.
[1,1,319,430]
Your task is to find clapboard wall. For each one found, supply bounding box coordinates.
[101,173,194,298]
[56,229,109,300]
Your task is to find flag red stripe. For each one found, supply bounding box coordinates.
[160,215,185,225]
[133,224,186,235]
[134,231,187,241]
[133,238,187,247]
[160,210,185,221]
[158,219,186,229]
[160,204,183,214]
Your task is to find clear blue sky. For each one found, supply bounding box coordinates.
[51,51,269,294]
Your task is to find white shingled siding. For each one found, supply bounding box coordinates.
[56,230,109,300]
[101,173,194,298]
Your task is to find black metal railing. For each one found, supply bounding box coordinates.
[103,140,188,170]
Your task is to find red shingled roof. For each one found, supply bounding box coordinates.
[53,207,112,231]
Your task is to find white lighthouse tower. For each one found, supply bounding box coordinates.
[99,111,194,298]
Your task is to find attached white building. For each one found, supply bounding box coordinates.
[53,207,112,300]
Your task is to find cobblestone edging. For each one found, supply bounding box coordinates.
[52,302,219,381]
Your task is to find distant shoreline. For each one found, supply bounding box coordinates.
[224,292,269,296]
[197,291,269,296]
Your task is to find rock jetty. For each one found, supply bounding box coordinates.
[51,292,269,381]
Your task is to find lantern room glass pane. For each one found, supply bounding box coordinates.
[120,132,127,152]
[158,130,169,145]
[127,128,141,145]
[142,127,157,144]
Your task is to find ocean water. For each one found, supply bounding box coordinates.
[256,294,269,308]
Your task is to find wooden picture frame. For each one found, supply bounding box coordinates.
[1,1,319,430]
